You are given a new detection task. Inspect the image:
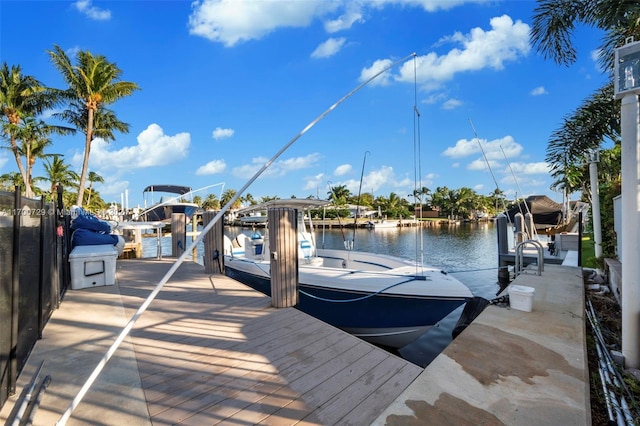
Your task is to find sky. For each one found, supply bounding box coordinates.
[0,0,609,209]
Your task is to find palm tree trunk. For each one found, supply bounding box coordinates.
[9,136,29,195]
[86,184,93,206]
[76,109,94,207]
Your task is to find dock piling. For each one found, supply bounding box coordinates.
[268,207,298,308]
[203,211,224,274]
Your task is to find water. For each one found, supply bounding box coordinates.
[141,221,503,366]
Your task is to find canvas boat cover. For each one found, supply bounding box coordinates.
[143,185,192,195]
[506,195,563,226]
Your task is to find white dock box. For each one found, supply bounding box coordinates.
[69,244,117,289]
[508,285,535,312]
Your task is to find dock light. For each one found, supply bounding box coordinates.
[614,37,640,99]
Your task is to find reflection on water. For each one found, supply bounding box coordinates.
[142,221,503,366]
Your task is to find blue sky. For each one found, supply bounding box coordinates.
[1,0,608,208]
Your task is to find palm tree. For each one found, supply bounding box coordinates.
[85,171,104,206]
[13,117,72,197]
[42,155,79,201]
[47,45,139,206]
[202,193,220,210]
[0,63,55,192]
[530,1,640,184]
[327,184,351,205]
[220,189,243,209]
[0,171,23,191]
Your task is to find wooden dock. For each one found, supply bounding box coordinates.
[0,259,422,425]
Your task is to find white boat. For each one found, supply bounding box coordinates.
[140,185,199,223]
[364,219,400,229]
[238,211,268,226]
[223,199,473,348]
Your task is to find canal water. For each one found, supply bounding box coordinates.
[142,221,503,366]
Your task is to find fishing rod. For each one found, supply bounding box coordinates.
[351,151,370,248]
[412,55,424,270]
[56,51,417,425]
[468,119,510,219]
[499,145,538,240]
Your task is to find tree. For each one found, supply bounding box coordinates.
[530,0,640,186]
[85,171,104,206]
[244,193,257,205]
[48,45,139,206]
[327,184,351,205]
[0,63,56,193]
[202,193,220,210]
[42,155,79,201]
[0,171,23,191]
[260,195,279,203]
[220,188,242,209]
[14,117,73,197]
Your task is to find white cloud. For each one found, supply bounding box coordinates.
[99,178,130,199]
[303,172,328,191]
[232,153,322,179]
[332,165,414,195]
[212,127,234,140]
[311,37,346,59]
[503,161,550,175]
[442,98,462,109]
[188,0,336,47]
[334,164,352,176]
[324,8,363,32]
[73,0,111,20]
[358,59,395,86]
[188,0,484,50]
[0,155,7,170]
[367,15,530,90]
[530,86,548,96]
[371,0,483,12]
[442,135,522,161]
[468,158,500,171]
[196,159,227,175]
[86,123,190,172]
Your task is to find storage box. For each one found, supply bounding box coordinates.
[508,285,535,312]
[69,244,117,289]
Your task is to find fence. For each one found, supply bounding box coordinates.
[0,187,70,409]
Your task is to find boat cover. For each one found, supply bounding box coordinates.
[143,185,192,195]
[506,195,563,226]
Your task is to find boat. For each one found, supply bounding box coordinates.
[223,199,473,348]
[364,219,400,229]
[238,211,268,227]
[140,184,199,222]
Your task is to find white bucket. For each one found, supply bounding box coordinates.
[508,285,535,312]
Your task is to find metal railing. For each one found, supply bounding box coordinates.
[514,239,545,277]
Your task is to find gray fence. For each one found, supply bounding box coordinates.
[0,187,70,408]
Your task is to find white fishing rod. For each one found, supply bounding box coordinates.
[56,51,417,425]
[468,119,510,218]
[499,145,538,240]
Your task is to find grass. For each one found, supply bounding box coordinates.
[581,235,598,269]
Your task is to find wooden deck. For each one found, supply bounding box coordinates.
[1,259,422,425]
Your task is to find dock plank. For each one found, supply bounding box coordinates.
[1,258,421,426]
[115,259,422,425]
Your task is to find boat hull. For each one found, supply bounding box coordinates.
[224,262,469,348]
